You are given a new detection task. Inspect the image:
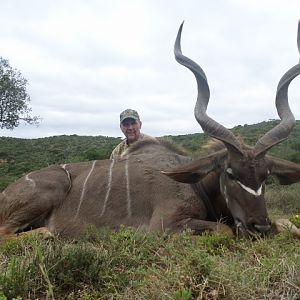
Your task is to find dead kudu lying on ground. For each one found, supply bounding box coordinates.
[1,22,300,240]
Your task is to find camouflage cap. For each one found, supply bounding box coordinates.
[120,109,140,123]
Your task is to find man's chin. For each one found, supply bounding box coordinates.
[127,136,138,143]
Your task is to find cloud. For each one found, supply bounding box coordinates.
[0,0,299,139]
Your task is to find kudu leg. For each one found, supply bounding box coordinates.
[0,166,71,241]
[149,200,234,237]
[150,214,233,236]
[180,218,234,237]
[0,227,53,242]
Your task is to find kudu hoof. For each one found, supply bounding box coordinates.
[215,223,234,237]
[16,227,54,240]
[273,218,300,238]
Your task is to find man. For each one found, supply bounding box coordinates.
[110,109,155,159]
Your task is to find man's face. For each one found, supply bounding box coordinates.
[120,118,142,144]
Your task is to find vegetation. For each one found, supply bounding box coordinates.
[0,135,122,190]
[290,214,300,228]
[0,57,39,129]
[0,120,299,299]
[0,227,299,299]
[168,119,300,163]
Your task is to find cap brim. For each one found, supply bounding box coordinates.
[120,116,139,123]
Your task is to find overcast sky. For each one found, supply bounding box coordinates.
[0,0,299,139]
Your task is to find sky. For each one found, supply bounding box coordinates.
[0,0,299,139]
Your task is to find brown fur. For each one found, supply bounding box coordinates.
[0,136,300,240]
[200,138,226,154]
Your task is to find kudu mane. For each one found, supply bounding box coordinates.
[125,138,189,156]
[200,137,256,156]
[199,139,226,155]
[126,136,230,158]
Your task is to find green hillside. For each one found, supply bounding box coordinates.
[0,135,121,190]
[0,120,299,190]
[168,120,300,161]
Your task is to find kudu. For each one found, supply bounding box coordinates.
[0,23,300,240]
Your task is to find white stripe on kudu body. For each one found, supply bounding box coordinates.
[125,159,132,218]
[25,173,36,187]
[74,160,96,219]
[100,157,132,218]
[100,159,115,217]
[61,164,72,193]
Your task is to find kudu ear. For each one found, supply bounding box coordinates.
[266,156,300,185]
[162,149,227,183]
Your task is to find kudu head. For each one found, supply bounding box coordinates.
[164,21,300,237]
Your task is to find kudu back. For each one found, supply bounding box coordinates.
[1,23,300,240]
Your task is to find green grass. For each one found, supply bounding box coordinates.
[290,214,300,228]
[266,182,300,217]
[0,223,299,299]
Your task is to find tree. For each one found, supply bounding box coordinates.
[0,57,40,129]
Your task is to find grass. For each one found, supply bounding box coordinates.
[290,214,300,228]
[0,227,299,299]
[0,183,299,299]
[265,182,300,216]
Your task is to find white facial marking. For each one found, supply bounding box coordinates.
[100,159,115,217]
[237,181,262,196]
[226,167,263,196]
[226,168,233,175]
[75,160,96,219]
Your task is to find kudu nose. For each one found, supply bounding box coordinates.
[253,224,271,234]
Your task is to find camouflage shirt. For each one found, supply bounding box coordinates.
[110,133,156,159]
